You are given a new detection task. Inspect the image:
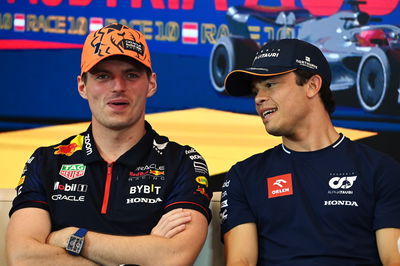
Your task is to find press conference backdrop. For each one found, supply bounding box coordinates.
[1,0,400,132]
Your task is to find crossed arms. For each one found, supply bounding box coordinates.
[6,207,207,266]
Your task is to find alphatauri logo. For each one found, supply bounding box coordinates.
[328,176,357,189]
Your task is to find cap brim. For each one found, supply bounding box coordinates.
[81,53,152,75]
[224,67,297,96]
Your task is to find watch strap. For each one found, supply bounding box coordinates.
[74,228,88,238]
[66,228,88,256]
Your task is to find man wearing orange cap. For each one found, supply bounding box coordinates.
[6,23,211,265]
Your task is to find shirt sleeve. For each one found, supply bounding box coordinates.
[220,164,256,239]
[164,146,212,223]
[373,155,400,230]
[9,148,49,217]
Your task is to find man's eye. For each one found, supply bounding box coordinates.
[265,82,274,88]
[95,74,109,80]
[127,73,139,79]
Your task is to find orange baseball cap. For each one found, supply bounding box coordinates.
[81,23,152,74]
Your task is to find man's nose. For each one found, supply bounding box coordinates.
[255,90,269,105]
[112,77,126,92]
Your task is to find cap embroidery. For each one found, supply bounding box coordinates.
[123,39,144,55]
[295,58,318,70]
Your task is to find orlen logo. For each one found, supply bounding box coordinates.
[328,176,357,189]
[267,174,293,199]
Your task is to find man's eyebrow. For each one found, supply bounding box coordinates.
[89,66,141,74]
[89,67,110,74]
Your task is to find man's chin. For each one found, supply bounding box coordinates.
[103,121,134,131]
[265,126,283,137]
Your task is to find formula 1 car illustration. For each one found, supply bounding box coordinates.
[209,1,400,113]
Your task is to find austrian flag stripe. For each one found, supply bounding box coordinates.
[89,17,104,32]
[182,22,198,44]
[14,14,25,32]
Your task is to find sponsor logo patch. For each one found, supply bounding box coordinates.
[129,184,161,195]
[54,135,83,156]
[126,197,163,204]
[195,176,208,187]
[51,194,85,202]
[195,186,210,200]
[267,173,293,198]
[220,209,228,223]
[128,164,165,181]
[17,175,25,186]
[328,175,357,189]
[53,181,88,192]
[84,134,93,155]
[153,140,168,154]
[324,200,359,207]
[193,161,208,175]
[327,173,357,195]
[325,173,359,206]
[59,164,86,180]
[185,147,197,154]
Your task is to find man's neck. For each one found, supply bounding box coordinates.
[91,121,147,163]
[282,112,339,152]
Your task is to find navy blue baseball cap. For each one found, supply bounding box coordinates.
[224,38,331,96]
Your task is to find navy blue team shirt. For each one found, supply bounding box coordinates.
[220,134,400,266]
[10,122,212,235]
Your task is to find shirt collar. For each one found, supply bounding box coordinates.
[81,121,159,167]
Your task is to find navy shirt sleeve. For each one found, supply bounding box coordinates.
[164,146,212,223]
[9,148,49,216]
[220,164,256,238]
[373,154,400,230]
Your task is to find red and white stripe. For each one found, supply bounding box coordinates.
[14,13,25,32]
[182,22,198,44]
[89,17,104,32]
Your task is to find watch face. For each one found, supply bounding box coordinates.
[66,235,84,255]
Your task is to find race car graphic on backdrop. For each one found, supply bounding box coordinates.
[209,1,400,113]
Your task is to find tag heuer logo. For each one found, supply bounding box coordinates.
[59,164,86,180]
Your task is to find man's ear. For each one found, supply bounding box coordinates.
[77,75,88,100]
[306,74,322,98]
[146,72,158,98]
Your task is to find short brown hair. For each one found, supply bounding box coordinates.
[294,69,335,115]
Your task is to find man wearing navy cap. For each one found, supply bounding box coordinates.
[220,39,400,265]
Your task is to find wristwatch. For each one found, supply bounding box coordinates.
[66,228,88,256]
